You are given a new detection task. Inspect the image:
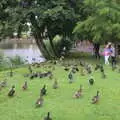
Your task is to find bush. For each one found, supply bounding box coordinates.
[44,35,73,59]
[9,55,25,67]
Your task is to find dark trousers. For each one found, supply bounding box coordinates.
[111,56,116,67]
[95,52,100,59]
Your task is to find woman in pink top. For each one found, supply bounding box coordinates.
[103,43,112,64]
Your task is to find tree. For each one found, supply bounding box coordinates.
[73,0,120,56]
[0,0,82,59]
[74,0,120,42]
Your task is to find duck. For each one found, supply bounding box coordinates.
[22,81,28,90]
[71,68,76,74]
[44,112,52,120]
[73,85,83,98]
[53,79,58,89]
[40,85,47,96]
[64,67,69,71]
[68,72,73,83]
[80,60,85,67]
[89,78,94,85]
[94,64,101,71]
[1,79,7,87]
[100,65,104,73]
[8,85,15,97]
[80,68,85,76]
[86,65,92,74]
[92,91,100,104]
[49,74,53,80]
[36,95,44,107]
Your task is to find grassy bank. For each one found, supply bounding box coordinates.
[0,57,120,120]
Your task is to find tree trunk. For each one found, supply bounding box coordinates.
[34,32,51,59]
[49,36,59,57]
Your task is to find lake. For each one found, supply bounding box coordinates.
[0,39,46,63]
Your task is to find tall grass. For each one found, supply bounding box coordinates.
[0,53,25,71]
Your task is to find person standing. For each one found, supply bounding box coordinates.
[103,43,112,65]
[93,43,100,59]
[110,44,116,67]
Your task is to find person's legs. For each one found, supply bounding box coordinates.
[105,56,109,64]
[111,56,116,67]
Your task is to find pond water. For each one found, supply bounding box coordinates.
[0,39,46,63]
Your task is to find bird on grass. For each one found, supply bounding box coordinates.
[100,65,104,73]
[36,94,44,107]
[94,64,101,71]
[53,79,58,89]
[44,112,52,120]
[92,91,100,104]
[40,85,47,96]
[80,60,85,67]
[89,78,94,85]
[80,68,85,76]
[22,81,28,90]
[64,67,69,71]
[49,74,53,80]
[86,65,92,74]
[0,79,7,87]
[68,72,73,83]
[8,85,15,97]
[73,85,83,98]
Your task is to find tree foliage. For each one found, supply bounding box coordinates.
[0,0,82,59]
[73,0,120,43]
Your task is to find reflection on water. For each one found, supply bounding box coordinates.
[0,41,46,63]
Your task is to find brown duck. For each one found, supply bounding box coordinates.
[73,85,83,98]
[44,112,52,120]
[53,79,58,89]
[36,95,44,107]
[8,85,15,97]
[22,81,28,90]
[92,91,100,104]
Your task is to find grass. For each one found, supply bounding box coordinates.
[0,56,120,120]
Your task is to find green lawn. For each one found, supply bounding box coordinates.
[0,57,120,120]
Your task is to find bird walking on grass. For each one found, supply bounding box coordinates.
[8,85,15,97]
[68,72,73,83]
[73,85,83,98]
[36,94,44,107]
[40,85,47,96]
[92,91,100,104]
[22,81,28,90]
[44,112,52,120]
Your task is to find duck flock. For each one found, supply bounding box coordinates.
[0,58,119,120]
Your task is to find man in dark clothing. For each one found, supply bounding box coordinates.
[110,43,116,68]
[93,43,100,59]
